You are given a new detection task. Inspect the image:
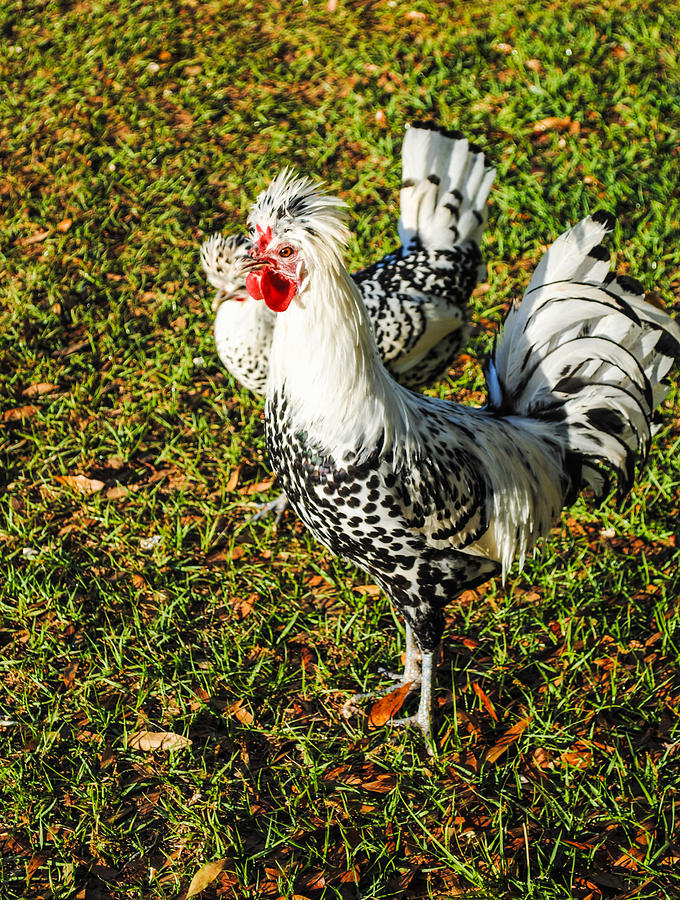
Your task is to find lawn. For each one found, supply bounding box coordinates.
[1,1,680,898]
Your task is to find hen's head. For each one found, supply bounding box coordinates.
[246,168,349,312]
[200,234,250,310]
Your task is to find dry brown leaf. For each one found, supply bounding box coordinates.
[326,763,398,793]
[353,584,381,597]
[239,478,276,494]
[472,682,498,722]
[55,474,105,494]
[298,871,326,891]
[56,218,72,233]
[561,748,592,769]
[23,382,58,397]
[225,464,243,492]
[53,338,89,357]
[186,859,227,898]
[19,229,51,246]
[532,116,573,133]
[128,730,192,752]
[369,681,414,727]
[62,662,79,689]
[231,593,256,619]
[26,851,49,881]
[229,699,254,725]
[306,573,332,590]
[532,747,552,770]
[3,405,37,422]
[106,485,130,500]
[486,716,532,763]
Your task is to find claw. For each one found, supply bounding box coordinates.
[247,492,289,527]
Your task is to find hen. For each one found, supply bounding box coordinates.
[244,170,679,744]
[201,122,495,394]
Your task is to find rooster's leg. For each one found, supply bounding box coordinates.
[380,649,437,752]
[341,623,422,719]
[401,622,421,683]
[247,492,289,527]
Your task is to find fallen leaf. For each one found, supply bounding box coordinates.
[229,699,254,725]
[532,747,552,770]
[3,405,37,422]
[561,747,592,769]
[239,478,276,494]
[26,851,49,881]
[225,464,243,492]
[106,485,130,499]
[62,662,79,689]
[127,730,192,751]
[369,681,414,727]
[187,859,227,898]
[56,218,72,233]
[231,593,256,619]
[55,474,105,494]
[353,584,381,597]
[325,763,398,793]
[472,682,498,722]
[18,229,51,246]
[297,871,326,891]
[486,716,532,764]
[53,339,89,358]
[531,116,573,133]
[306,573,332,590]
[22,382,58,397]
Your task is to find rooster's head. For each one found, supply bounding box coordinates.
[245,168,349,312]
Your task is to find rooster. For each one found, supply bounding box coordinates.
[243,170,679,744]
[201,123,495,395]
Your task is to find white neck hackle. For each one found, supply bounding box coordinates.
[268,252,417,465]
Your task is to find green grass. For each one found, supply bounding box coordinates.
[1,0,680,897]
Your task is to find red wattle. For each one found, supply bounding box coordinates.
[260,268,296,312]
[245,271,263,300]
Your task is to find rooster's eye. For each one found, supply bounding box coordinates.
[278,246,294,258]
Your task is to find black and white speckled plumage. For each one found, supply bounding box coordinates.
[352,239,481,388]
[203,123,494,394]
[266,393,499,651]
[250,173,679,739]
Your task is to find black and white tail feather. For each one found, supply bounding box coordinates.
[399,121,495,261]
[487,210,680,504]
[353,121,496,386]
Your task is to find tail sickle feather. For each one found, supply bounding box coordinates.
[490,211,680,502]
[398,121,496,255]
